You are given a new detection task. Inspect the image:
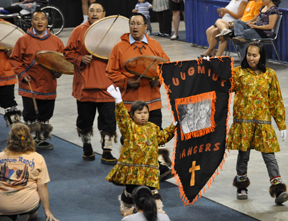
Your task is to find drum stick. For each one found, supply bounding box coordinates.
[91,14,120,56]
[0,26,18,44]
[27,80,39,115]
[136,59,157,82]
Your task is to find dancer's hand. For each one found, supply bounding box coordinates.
[150,79,159,88]
[173,121,178,126]
[280,130,286,141]
[127,78,140,89]
[107,85,122,104]
[81,55,92,64]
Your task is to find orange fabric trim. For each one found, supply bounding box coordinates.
[159,57,233,206]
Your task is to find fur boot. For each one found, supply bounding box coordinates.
[233,176,250,189]
[34,121,54,150]
[82,143,95,161]
[158,148,172,167]
[158,148,173,181]
[77,127,95,161]
[100,131,117,165]
[269,183,287,198]
[270,182,288,204]
[25,120,41,138]
[4,107,21,127]
[77,127,93,144]
[38,121,53,140]
[100,131,117,147]
[233,175,250,200]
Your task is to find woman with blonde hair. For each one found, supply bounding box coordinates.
[0,123,58,221]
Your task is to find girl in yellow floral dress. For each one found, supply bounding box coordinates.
[106,85,176,214]
[227,42,288,204]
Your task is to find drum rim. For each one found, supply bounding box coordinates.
[124,55,168,80]
[35,50,74,75]
[0,21,25,50]
[84,15,129,60]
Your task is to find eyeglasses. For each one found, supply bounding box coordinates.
[89,9,103,14]
[129,23,144,27]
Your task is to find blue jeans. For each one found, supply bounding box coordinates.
[236,149,281,180]
[234,20,262,60]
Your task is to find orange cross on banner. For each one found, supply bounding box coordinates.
[189,161,200,186]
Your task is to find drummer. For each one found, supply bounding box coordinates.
[9,10,64,150]
[63,3,118,164]
[106,13,173,181]
[0,18,21,127]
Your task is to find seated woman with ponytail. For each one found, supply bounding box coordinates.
[122,186,171,221]
[0,123,58,221]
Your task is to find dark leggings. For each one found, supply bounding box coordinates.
[0,85,17,109]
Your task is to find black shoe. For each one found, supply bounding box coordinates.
[101,150,117,165]
[275,192,288,204]
[35,140,54,150]
[157,32,164,37]
[83,143,95,161]
[159,164,173,181]
[237,188,248,200]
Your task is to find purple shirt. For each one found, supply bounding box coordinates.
[255,6,280,37]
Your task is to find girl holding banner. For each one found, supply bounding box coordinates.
[106,85,176,215]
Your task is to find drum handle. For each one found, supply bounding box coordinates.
[136,59,157,82]
[27,81,39,116]
[91,14,120,56]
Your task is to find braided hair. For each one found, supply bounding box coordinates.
[6,123,35,153]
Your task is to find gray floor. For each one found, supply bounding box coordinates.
[2,22,288,221]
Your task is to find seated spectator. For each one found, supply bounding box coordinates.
[0,0,36,14]
[232,0,281,59]
[200,0,248,58]
[201,0,264,58]
[122,186,171,221]
[0,123,59,221]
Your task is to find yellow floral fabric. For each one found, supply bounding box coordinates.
[227,67,286,153]
[106,102,176,189]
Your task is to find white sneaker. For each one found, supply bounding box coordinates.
[146,30,151,36]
